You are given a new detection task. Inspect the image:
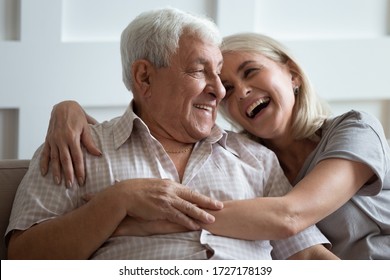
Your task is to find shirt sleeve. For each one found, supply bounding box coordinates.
[317,110,390,195]
[270,224,330,259]
[5,145,80,241]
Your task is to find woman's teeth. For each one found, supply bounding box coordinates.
[246,97,270,118]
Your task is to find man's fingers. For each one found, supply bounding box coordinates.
[178,188,223,210]
[172,199,215,226]
[166,208,201,231]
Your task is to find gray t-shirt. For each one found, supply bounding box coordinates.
[294,110,390,259]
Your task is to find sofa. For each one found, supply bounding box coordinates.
[0,159,29,259]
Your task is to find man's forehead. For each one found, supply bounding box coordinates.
[193,57,223,66]
[177,42,222,65]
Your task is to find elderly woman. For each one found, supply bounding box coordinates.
[216,33,390,259]
[40,33,389,259]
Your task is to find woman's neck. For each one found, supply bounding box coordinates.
[264,138,317,184]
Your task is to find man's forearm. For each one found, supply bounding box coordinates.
[7,188,126,259]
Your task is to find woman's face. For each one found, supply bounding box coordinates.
[220,51,299,140]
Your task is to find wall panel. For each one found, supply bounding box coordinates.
[0,0,20,41]
[0,0,389,159]
[0,0,217,159]
[0,109,18,159]
[217,0,390,138]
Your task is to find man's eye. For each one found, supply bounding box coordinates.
[187,70,205,78]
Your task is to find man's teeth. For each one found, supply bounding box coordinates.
[194,104,212,111]
[246,97,270,117]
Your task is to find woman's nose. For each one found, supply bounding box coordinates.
[237,85,251,100]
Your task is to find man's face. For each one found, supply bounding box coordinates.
[145,34,225,143]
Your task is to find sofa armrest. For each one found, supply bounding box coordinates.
[0,159,30,259]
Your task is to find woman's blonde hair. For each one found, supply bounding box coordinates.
[220,33,331,140]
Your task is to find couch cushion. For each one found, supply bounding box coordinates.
[0,159,30,259]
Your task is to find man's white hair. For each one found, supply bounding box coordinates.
[120,8,222,91]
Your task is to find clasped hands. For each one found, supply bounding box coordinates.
[84,178,223,237]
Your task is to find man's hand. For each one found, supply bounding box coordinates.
[40,101,101,187]
[83,192,189,236]
[87,178,224,230]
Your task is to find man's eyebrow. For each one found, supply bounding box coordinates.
[194,58,224,67]
[194,58,208,64]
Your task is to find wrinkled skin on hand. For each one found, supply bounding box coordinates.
[83,178,223,230]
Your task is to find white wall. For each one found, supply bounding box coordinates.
[218,0,390,134]
[1,0,389,159]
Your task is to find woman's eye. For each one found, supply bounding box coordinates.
[243,68,258,78]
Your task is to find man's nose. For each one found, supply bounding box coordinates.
[209,74,226,100]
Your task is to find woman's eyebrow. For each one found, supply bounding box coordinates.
[237,60,256,73]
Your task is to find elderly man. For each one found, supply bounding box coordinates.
[6,8,337,260]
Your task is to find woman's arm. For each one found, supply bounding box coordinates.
[288,244,339,260]
[107,158,374,242]
[203,158,374,240]
[40,101,101,187]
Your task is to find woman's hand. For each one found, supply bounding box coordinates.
[40,100,102,187]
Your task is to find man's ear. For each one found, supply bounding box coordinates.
[132,59,153,97]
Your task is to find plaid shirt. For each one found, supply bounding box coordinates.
[7,102,329,259]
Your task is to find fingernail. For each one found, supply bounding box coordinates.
[55,176,60,185]
[41,167,46,176]
[207,214,215,223]
[78,177,84,186]
[215,201,224,209]
[66,180,73,188]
